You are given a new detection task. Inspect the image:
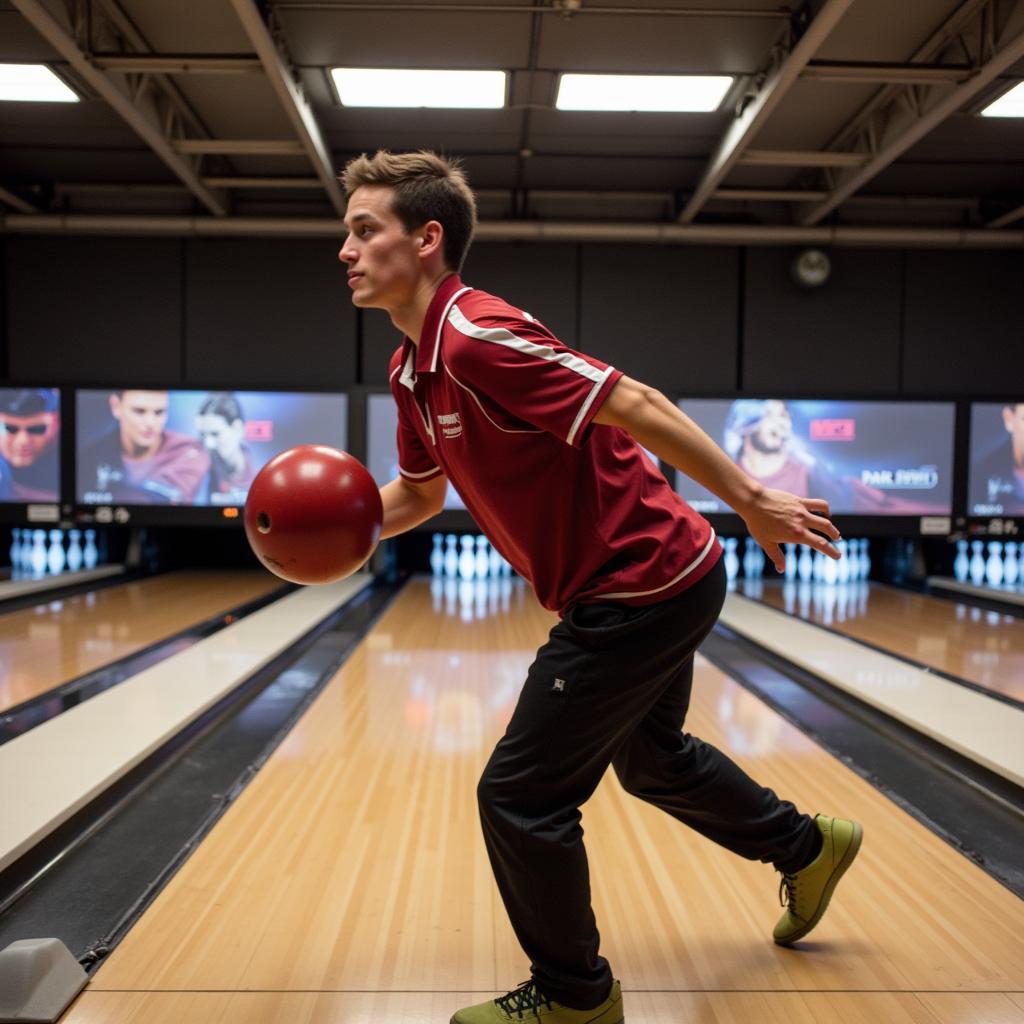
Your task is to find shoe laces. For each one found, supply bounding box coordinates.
[778,871,798,910]
[496,980,554,1020]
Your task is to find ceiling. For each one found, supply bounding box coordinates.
[1,0,1023,242]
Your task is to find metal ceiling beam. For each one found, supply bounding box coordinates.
[0,186,38,214]
[91,55,263,74]
[228,0,346,217]
[174,140,307,156]
[678,0,855,224]
[989,203,1024,228]
[800,9,1024,225]
[4,215,1023,249]
[824,0,995,154]
[202,177,324,189]
[272,3,791,17]
[739,149,869,167]
[10,0,226,217]
[802,61,971,84]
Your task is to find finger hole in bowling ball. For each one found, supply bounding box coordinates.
[257,512,272,534]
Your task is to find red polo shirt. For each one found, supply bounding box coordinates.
[390,274,721,614]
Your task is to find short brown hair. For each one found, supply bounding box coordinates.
[341,150,477,272]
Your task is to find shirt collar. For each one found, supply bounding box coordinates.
[411,273,470,377]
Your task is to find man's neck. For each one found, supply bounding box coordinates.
[389,269,455,344]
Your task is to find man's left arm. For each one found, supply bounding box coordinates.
[593,375,840,572]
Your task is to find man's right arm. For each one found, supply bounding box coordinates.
[379,473,448,539]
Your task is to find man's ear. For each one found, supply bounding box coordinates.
[417,220,445,259]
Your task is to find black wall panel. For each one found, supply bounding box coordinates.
[743,248,903,396]
[903,250,1024,395]
[462,242,579,343]
[362,308,401,386]
[184,238,356,389]
[7,236,182,384]
[578,244,739,392]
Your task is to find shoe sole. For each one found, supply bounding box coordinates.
[449,1004,624,1023]
[774,821,863,947]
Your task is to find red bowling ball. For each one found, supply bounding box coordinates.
[244,445,383,585]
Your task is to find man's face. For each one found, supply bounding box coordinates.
[338,185,424,311]
[196,413,244,461]
[749,400,792,455]
[1002,403,1024,462]
[0,413,56,467]
[110,390,168,449]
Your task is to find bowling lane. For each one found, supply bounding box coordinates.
[63,578,1024,1024]
[0,569,284,714]
[746,579,1024,704]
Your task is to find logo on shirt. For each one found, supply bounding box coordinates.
[437,411,463,439]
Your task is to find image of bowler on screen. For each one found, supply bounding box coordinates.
[976,402,1024,515]
[195,392,257,504]
[79,389,210,504]
[0,388,60,502]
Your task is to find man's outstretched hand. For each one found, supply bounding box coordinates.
[739,489,841,575]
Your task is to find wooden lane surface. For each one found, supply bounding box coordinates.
[0,569,284,713]
[64,579,1024,1023]
[750,579,1024,703]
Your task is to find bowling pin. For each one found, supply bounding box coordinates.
[83,529,98,569]
[986,541,1004,586]
[9,528,20,569]
[969,540,985,585]
[823,546,839,585]
[836,539,849,584]
[66,529,83,572]
[1003,541,1019,586]
[488,541,502,579]
[798,545,813,582]
[31,530,47,576]
[954,540,969,582]
[430,533,444,576]
[444,534,458,577]
[784,543,797,580]
[750,542,765,579]
[723,538,739,582]
[47,529,65,575]
[459,535,476,580]
[475,535,489,579]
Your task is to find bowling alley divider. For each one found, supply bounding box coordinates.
[0,574,371,877]
[719,593,1024,789]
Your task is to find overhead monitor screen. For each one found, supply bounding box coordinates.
[674,398,955,516]
[968,401,1024,517]
[76,389,347,506]
[367,394,466,511]
[0,387,61,503]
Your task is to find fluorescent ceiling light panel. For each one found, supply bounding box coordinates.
[0,63,78,102]
[331,68,506,108]
[980,81,1024,117]
[556,73,732,112]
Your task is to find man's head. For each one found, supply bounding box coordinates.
[338,150,476,310]
[196,393,246,462]
[725,399,793,459]
[1002,402,1024,464]
[109,390,169,452]
[0,389,59,468]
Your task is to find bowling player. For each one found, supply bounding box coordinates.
[338,150,859,1024]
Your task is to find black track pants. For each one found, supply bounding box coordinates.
[477,557,818,1009]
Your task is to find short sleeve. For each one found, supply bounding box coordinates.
[444,305,622,447]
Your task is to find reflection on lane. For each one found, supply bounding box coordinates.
[746,578,1024,704]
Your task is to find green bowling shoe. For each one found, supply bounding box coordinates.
[451,979,623,1024]
[774,814,863,946]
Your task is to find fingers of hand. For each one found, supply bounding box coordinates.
[807,513,841,541]
[804,533,841,559]
[765,543,784,574]
[801,497,831,517]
